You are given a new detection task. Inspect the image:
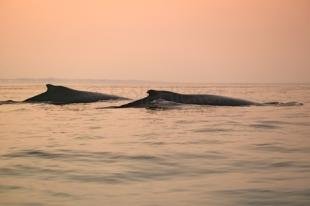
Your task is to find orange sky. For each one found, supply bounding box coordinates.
[0,0,309,83]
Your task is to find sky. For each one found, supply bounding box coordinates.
[0,0,309,83]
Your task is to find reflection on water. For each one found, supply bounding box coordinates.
[0,81,310,206]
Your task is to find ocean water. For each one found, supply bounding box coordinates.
[0,80,310,206]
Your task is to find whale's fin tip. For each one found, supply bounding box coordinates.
[46,84,61,92]
[46,84,55,89]
[147,89,159,96]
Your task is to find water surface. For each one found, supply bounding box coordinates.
[0,81,309,206]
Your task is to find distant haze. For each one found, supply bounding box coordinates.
[0,0,309,83]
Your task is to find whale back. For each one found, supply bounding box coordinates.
[24,84,125,104]
[147,90,257,106]
[117,89,302,108]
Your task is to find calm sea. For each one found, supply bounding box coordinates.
[0,80,310,206]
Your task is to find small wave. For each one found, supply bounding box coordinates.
[253,143,301,153]
[264,101,303,106]
[258,120,310,127]
[0,100,19,105]
[214,188,310,205]
[0,185,24,193]
[175,151,227,160]
[3,150,64,159]
[2,149,163,163]
[43,190,76,198]
[193,128,234,133]
[270,161,295,168]
[249,124,280,129]
[5,149,228,162]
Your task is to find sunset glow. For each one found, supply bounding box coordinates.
[1,0,309,82]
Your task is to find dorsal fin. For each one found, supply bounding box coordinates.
[147,90,160,96]
[147,90,177,97]
[46,84,59,92]
[46,84,72,92]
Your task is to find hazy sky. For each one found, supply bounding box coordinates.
[0,0,309,83]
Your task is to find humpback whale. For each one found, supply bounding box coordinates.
[23,84,128,104]
[116,90,302,108]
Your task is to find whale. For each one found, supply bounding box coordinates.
[115,89,302,108]
[23,84,128,104]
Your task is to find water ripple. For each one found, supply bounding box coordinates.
[214,188,310,206]
[2,149,162,163]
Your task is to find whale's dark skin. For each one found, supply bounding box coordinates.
[24,84,128,104]
[117,90,268,108]
[1,87,302,107]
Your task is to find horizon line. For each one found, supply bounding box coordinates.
[0,78,309,85]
